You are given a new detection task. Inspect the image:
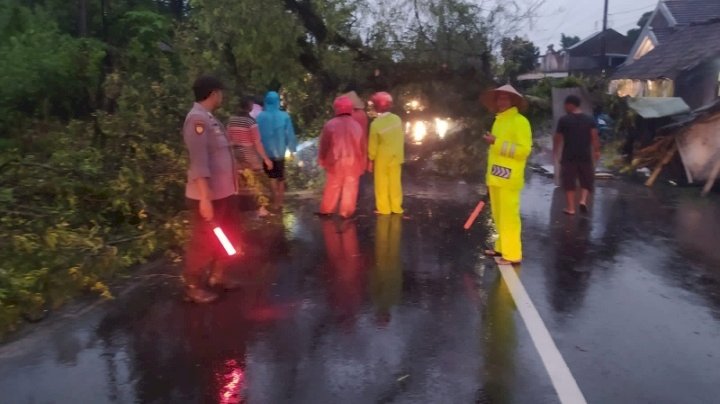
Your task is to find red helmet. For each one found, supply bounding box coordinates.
[333,96,353,116]
[371,92,393,113]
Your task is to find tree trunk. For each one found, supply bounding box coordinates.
[78,0,88,37]
[170,0,185,20]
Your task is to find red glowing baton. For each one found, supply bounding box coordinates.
[463,200,486,230]
[211,222,238,256]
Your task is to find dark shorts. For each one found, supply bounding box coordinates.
[264,158,286,180]
[561,161,594,191]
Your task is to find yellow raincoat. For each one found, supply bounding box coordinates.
[369,112,405,214]
[486,106,532,262]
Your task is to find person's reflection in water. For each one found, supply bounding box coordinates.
[188,226,292,403]
[321,218,365,328]
[479,268,517,404]
[548,187,593,314]
[98,222,292,403]
[370,214,403,327]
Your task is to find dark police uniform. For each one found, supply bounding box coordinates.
[183,102,237,287]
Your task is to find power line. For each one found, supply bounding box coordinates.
[536,1,598,46]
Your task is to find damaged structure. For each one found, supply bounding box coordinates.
[669,101,720,195]
[610,13,720,194]
[625,99,720,195]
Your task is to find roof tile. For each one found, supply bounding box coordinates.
[612,19,720,80]
[664,0,720,25]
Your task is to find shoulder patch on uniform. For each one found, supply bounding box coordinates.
[194,122,205,135]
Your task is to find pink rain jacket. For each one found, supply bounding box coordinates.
[318,115,366,177]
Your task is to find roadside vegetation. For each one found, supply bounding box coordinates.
[0,0,543,337]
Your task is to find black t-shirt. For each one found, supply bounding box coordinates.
[556,113,596,163]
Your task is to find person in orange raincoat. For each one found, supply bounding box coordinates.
[343,90,369,140]
[480,85,532,265]
[317,96,367,219]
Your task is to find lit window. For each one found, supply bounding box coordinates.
[634,37,655,60]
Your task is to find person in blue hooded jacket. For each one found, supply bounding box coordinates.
[257,91,297,210]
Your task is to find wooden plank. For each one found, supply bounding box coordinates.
[645,142,678,187]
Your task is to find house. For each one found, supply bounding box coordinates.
[521,29,633,80]
[609,19,720,110]
[565,29,633,74]
[627,0,720,63]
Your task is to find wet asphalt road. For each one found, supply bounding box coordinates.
[1,171,720,404]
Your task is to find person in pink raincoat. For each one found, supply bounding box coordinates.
[317,96,367,219]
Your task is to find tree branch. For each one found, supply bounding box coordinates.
[107,231,156,246]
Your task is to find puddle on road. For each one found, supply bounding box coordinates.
[0,186,553,404]
[2,173,720,403]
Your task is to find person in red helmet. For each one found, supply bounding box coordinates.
[317,96,367,219]
[368,92,404,215]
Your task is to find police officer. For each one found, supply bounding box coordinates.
[480,84,532,265]
[182,75,237,303]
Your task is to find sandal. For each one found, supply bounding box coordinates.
[563,209,576,215]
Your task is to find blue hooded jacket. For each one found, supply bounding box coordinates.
[257,92,297,159]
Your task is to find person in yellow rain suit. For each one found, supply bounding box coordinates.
[368,92,404,215]
[371,214,403,327]
[480,85,532,265]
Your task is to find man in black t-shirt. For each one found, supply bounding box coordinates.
[554,95,601,215]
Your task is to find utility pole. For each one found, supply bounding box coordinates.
[600,0,610,65]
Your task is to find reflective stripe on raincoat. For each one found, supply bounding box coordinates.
[318,115,366,177]
[485,107,532,189]
[257,91,297,159]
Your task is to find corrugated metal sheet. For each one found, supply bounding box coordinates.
[676,114,720,183]
[628,97,691,118]
[666,100,720,184]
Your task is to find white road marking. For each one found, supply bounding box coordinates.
[497,262,588,404]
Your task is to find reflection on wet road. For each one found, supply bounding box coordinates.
[1,173,720,404]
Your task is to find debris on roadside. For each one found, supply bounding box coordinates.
[621,99,720,195]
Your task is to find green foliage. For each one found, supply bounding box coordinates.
[499,36,539,84]
[627,11,653,43]
[560,33,581,49]
[0,70,190,335]
[524,75,634,137]
[0,1,192,336]
[525,76,589,100]
[428,123,490,180]
[187,0,304,91]
[0,3,105,133]
[0,0,542,337]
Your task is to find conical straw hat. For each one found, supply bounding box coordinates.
[342,91,365,109]
[481,84,528,112]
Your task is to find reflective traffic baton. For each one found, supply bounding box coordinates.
[463,199,486,230]
[210,221,238,256]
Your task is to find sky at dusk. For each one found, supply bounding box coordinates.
[521,0,659,49]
